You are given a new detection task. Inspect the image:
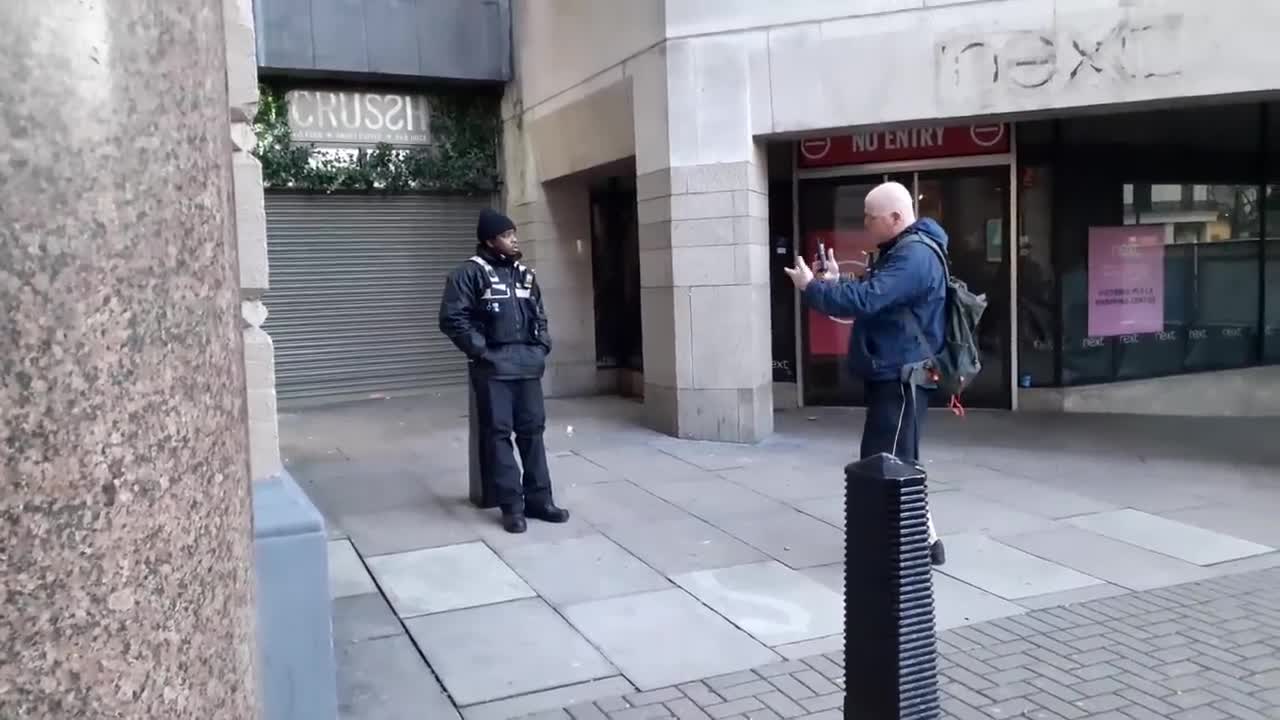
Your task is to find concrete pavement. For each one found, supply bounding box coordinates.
[281,391,1280,720]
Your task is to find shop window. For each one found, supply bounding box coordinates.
[1052,104,1265,386]
[1016,165,1055,387]
[1266,103,1280,363]
[1266,184,1280,362]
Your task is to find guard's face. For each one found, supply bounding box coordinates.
[489,229,519,257]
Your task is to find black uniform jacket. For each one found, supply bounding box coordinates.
[438,245,552,380]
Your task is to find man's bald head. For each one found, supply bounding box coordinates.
[864,182,916,242]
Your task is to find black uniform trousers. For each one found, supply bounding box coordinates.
[471,372,553,514]
[860,381,929,463]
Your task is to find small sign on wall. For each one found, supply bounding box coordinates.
[286,89,432,147]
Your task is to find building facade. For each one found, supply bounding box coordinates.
[504,0,1280,443]
[251,0,509,407]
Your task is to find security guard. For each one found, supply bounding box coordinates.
[438,209,569,533]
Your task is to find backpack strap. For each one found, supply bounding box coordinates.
[894,234,949,368]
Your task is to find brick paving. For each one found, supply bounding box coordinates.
[533,568,1280,720]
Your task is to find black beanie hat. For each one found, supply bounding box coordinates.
[476,208,516,242]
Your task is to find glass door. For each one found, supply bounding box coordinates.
[916,167,1012,408]
[798,166,1012,408]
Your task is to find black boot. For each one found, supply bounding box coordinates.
[502,511,527,534]
[525,504,570,524]
[930,539,947,567]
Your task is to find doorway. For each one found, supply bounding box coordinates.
[589,179,643,395]
[798,165,1012,408]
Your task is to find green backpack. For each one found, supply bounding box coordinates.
[900,237,988,406]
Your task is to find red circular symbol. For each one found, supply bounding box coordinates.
[800,137,832,160]
[970,124,1005,147]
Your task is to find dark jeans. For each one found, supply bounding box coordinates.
[861,380,938,543]
[860,381,929,463]
[471,374,553,513]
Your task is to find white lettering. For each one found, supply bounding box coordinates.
[364,94,385,130]
[317,92,339,127]
[339,93,361,127]
[290,90,314,127]
[935,128,945,145]
[1223,327,1244,338]
[895,130,910,149]
[1120,334,1139,344]
[1083,337,1105,348]
[1189,329,1208,340]
[1157,331,1177,342]
[385,95,405,131]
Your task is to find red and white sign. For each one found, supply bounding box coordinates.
[805,229,881,356]
[798,123,1009,168]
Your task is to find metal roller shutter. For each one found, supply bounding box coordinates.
[264,192,486,406]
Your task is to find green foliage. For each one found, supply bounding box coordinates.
[252,85,499,192]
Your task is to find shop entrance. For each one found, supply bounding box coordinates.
[797,165,1012,409]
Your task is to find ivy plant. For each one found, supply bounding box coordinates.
[252,84,499,192]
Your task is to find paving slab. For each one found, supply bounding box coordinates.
[562,589,780,690]
[601,516,767,576]
[336,634,461,720]
[789,496,844,530]
[1067,508,1275,566]
[1012,581,1131,610]
[407,598,617,706]
[950,468,1120,518]
[936,534,1105,600]
[547,452,616,487]
[329,538,377,599]
[500,534,671,606]
[644,478,788,520]
[461,502,600,552]
[458,677,636,720]
[575,446,712,486]
[1163,503,1280,549]
[671,561,844,647]
[367,541,535,618]
[717,463,845,503]
[711,507,845,570]
[341,504,481,557]
[928,490,1058,537]
[558,481,689,528]
[333,593,403,646]
[1000,525,1217,591]
[931,572,1026,631]
[800,563,844,593]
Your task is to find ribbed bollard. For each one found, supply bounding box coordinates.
[844,453,939,719]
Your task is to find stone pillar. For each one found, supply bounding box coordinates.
[224,0,282,481]
[634,38,774,442]
[502,100,602,398]
[222,1,337,718]
[0,1,256,717]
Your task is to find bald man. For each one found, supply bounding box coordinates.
[785,181,947,566]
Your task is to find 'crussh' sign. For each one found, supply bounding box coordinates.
[286,89,432,147]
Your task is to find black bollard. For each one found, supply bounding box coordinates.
[467,383,499,509]
[844,453,939,719]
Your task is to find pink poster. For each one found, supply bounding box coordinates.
[1087,225,1165,337]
